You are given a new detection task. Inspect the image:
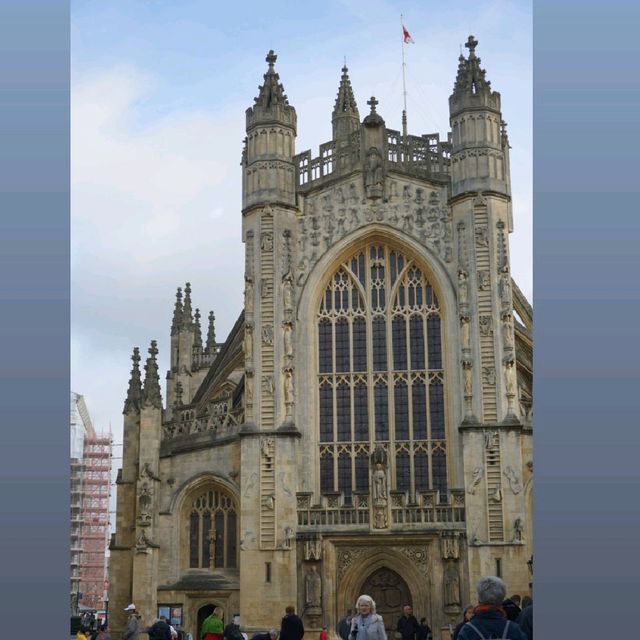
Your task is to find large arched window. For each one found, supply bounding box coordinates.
[317,243,448,502]
[187,487,238,570]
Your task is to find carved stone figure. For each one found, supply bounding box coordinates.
[261,437,274,459]
[467,466,484,495]
[284,368,294,414]
[462,361,473,397]
[458,270,469,306]
[262,324,274,345]
[460,315,471,350]
[504,466,523,494]
[244,326,253,361]
[502,313,514,348]
[283,274,293,311]
[483,366,496,386]
[479,315,493,336]
[504,358,516,396]
[137,483,152,524]
[245,372,253,405]
[484,430,496,449]
[372,463,388,505]
[477,270,490,290]
[283,322,293,358]
[365,147,384,198]
[512,517,524,542]
[305,566,322,606]
[262,494,275,510]
[491,486,503,503]
[475,226,488,247]
[244,278,254,315]
[499,272,511,308]
[373,507,388,529]
[261,232,273,252]
[282,526,294,550]
[444,565,461,607]
[262,376,274,395]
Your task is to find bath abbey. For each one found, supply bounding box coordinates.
[109,38,533,639]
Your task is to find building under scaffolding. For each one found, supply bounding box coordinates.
[71,392,112,614]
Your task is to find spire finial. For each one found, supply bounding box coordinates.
[206,311,217,352]
[193,308,203,348]
[367,96,379,113]
[142,340,163,409]
[182,282,193,325]
[465,35,478,57]
[123,346,143,414]
[171,286,183,335]
[266,50,277,68]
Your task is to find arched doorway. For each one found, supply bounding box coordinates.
[197,604,215,640]
[359,567,411,637]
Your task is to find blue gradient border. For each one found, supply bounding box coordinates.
[0,0,70,632]
[535,1,640,638]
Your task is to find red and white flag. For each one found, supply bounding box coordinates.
[402,25,414,44]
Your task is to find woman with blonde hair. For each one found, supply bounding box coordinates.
[349,595,387,640]
[202,607,225,640]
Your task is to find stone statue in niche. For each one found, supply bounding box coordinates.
[502,313,514,349]
[403,185,412,200]
[282,526,294,550]
[137,483,152,526]
[463,364,473,398]
[460,315,471,351]
[244,325,253,361]
[512,517,524,542]
[305,566,322,606]
[458,270,469,306]
[244,277,254,315]
[504,358,516,396]
[335,187,345,204]
[260,278,273,299]
[499,272,512,308]
[467,466,484,495]
[283,368,294,416]
[484,430,496,449]
[491,486,503,503]
[444,565,461,607]
[364,147,384,199]
[372,463,388,505]
[283,322,293,358]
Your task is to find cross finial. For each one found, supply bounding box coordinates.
[367,96,379,112]
[266,50,277,68]
[465,35,478,55]
[149,340,158,359]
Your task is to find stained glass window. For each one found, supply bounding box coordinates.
[317,243,448,499]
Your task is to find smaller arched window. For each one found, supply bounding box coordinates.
[187,487,238,570]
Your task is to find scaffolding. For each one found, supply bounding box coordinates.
[76,434,112,611]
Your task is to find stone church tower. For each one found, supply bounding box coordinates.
[109,40,533,640]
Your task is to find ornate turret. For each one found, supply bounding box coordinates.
[449,35,509,198]
[332,64,360,142]
[123,347,142,414]
[449,35,501,117]
[142,340,163,410]
[243,50,297,210]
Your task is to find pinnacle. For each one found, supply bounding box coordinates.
[123,346,142,414]
[142,340,163,410]
[451,34,494,103]
[332,63,359,119]
[254,49,289,108]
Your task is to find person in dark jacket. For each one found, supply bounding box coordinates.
[280,607,304,640]
[502,599,521,622]
[336,610,353,640]
[457,577,527,640]
[396,606,420,640]
[148,616,172,640]
[452,606,474,640]
[415,618,431,640]
[516,605,532,640]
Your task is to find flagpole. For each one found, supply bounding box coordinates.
[400,14,408,141]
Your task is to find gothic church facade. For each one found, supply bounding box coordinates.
[110,39,533,639]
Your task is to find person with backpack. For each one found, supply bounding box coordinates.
[457,577,527,640]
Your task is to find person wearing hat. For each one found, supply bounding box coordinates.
[124,604,140,640]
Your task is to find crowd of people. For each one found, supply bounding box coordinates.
[95,577,532,640]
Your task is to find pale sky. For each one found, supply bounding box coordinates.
[71,0,532,447]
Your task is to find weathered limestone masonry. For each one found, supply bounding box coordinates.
[109,41,533,640]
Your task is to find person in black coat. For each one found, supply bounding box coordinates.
[336,609,353,640]
[148,616,172,640]
[396,606,420,640]
[415,618,431,640]
[280,607,304,640]
[516,605,532,640]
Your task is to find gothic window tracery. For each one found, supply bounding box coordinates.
[317,243,449,500]
[187,487,238,570]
